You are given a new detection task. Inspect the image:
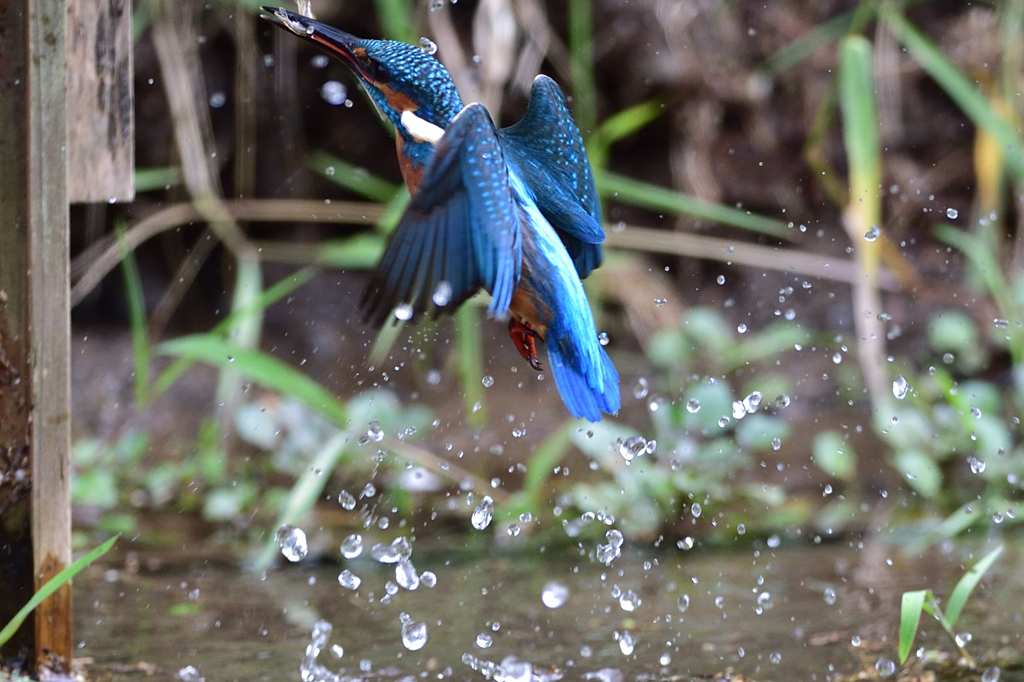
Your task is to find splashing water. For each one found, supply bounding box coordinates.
[276,525,307,562]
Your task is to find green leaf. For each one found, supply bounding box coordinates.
[838,35,881,229]
[309,151,400,203]
[943,544,1004,629]
[116,221,151,406]
[597,172,792,240]
[253,431,352,572]
[134,166,182,193]
[893,450,942,498]
[884,10,1024,182]
[0,536,118,646]
[899,589,929,663]
[156,335,348,426]
[812,430,856,481]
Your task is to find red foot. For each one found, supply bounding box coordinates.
[508,318,543,372]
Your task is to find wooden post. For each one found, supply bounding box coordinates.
[0,0,72,670]
[66,0,135,203]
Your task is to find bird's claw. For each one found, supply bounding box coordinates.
[508,318,543,372]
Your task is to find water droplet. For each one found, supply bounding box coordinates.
[737,323,748,334]
[420,571,437,588]
[208,91,226,108]
[892,375,909,399]
[481,375,494,388]
[653,298,667,307]
[597,529,624,566]
[769,652,782,664]
[970,406,982,419]
[617,630,635,655]
[714,596,725,609]
[338,490,356,510]
[226,355,235,362]
[177,666,203,682]
[832,352,842,364]
[337,569,361,590]
[330,644,343,659]
[823,587,837,605]
[659,653,671,666]
[955,631,972,648]
[677,536,694,550]
[982,666,1001,682]
[946,208,959,219]
[598,331,610,346]
[396,558,419,590]
[541,581,569,608]
[677,594,690,612]
[367,419,384,442]
[851,635,862,647]
[757,591,772,609]
[864,225,880,242]
[475,632,492,648]
[943,352,955,364]
[472,495,494,530]
[340,534,363,558]
[417,37,438,55]
[718,416,731,428]
[633,377,649,399]
[875,659,896,677]
[691,502,702,518]
[320,80,347,105]
[968,456,986,474]
[394,303,414,320]
[717,274,726,285]
[742,390,762,413]
[775,394,790,409]
[617,436,648,462]
[771,437,782,451]
[432,281,452,306]
[401,619,428,650]
[767,534,780,548]
[275,525,307,562]
[686,398,701,413]
[619,589,641,611]
[429,0,445,10]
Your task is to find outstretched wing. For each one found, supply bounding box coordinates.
[361,103,522,326]
[499,75,604,278]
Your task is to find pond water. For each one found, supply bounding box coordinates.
[76,536,1021,682]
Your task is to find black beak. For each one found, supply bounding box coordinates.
[260,7,366,73]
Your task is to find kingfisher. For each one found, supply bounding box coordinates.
[263,8,620,422]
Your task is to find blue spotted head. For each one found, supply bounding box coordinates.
[262,9,464,151]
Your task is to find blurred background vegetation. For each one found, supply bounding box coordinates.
[65,0,1024,562]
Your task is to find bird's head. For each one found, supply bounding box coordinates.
[262,8,463,141]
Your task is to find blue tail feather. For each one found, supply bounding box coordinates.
[547,341,620,422]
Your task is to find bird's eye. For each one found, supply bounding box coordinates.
[372,61,389,79]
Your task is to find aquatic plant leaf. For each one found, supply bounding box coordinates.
[899,589,928,663]
[943,544,1004,629]
[0,536,118,647]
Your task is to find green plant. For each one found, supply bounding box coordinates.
[0,536,118,647]
[898,544,1004,665]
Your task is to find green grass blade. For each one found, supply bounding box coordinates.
[884,9,1024,181]
[315,235,387,269]
[760,9,860,76]
[597,172,791,239]
[839,35,881,225]
[309,151,401,203]
[0,535,119,647]
[943,544,1004,629]
[899,589,929,663]
[116,222,151,406]
[589,99,665,171]
[215,255,264,415]
[153,267,317,396]
[455,304,486,428]
[156,335,348,426]
[253,432,351,572]
[522,421,575,498]
[568,0,597,137]
[134,166,182,193]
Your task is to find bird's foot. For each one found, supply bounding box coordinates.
[508,318,543,372]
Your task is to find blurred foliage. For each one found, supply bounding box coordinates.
[70,0,1024,556]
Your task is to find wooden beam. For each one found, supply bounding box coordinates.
[0,0,72,669]
[66,0,135,203]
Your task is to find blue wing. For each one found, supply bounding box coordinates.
[361,103,522,326]
[499,75,604,278]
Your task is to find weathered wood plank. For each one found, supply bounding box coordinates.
[66,0,134,203]
[0,0,72,670]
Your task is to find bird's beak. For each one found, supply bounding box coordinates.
[260,7,367,75]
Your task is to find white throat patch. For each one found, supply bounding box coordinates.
[400,110,445,145]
